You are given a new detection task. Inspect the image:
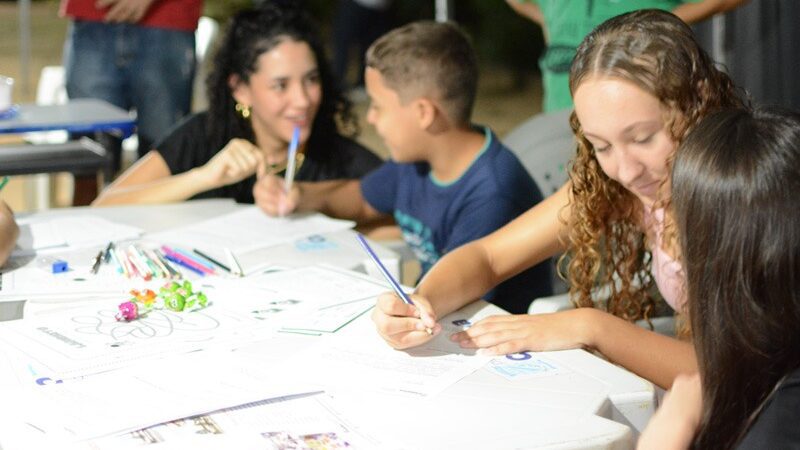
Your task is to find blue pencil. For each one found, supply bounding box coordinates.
[355,233,414,305]
[356,233,433,335]
[162,253,205,276]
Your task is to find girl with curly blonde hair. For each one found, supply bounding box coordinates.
[371,9,744,389]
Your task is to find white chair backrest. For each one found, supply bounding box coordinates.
[192,16,220,112]
[29,66,69,144]
[503,109,575,197]
[36,65,67,106]
[195,16,220,63]
[503,109,575,296]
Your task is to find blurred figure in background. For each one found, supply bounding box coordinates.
[61,0,202,170]
[505,0,748,112]
[332,0,393,101]
[92,5,381,206]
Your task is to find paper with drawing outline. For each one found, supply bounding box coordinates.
[0,300,268,379]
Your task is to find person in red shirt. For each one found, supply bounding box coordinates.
[60,0,202,170]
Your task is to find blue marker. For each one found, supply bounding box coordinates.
[355,233,433,335]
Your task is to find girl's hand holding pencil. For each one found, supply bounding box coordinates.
[371,291,441,349]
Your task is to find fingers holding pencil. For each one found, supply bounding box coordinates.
[253,175,301,217]
[372,291,441,350]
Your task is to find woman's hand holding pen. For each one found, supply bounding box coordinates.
[253,175,300,216]
[449,309,594,356]
[371,292,441,349]
[198,138,266,189]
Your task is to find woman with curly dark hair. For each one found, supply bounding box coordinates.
[94,3,381,206]
[372,9,744,389]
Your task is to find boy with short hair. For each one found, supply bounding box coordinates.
[254,21,551,313]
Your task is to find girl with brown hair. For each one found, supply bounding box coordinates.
[639,107,800,449]
[372,9,744,389]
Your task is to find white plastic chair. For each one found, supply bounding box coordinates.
[503,109,575,197]
[503,109,575,295]
[29,65,69,145]
[192,16,220,111]
[35,65,68,106]
[195,16,220,62]
[22,66,70,210]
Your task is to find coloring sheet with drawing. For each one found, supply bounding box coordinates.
[0,301,267,378]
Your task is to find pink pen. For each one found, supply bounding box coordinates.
[161,245,215,275]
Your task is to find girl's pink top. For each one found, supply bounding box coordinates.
[644,207,686,313]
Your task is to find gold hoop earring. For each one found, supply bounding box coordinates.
[235,102,251,119]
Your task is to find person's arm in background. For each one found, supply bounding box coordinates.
[504,0,544,25]
[253,175,389,224]
[504,0,548,42]
[0,200,19,267]
[96,0,157,23]
[93,139,266,206]
[673,0,750,24]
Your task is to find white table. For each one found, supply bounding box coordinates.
[0,200,655,449]
[2,199,400,321]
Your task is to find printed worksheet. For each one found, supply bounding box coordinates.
[0,299,269,378]
[0,350,317,443]
[83,392,389,450]
[148,208,355,254]
[207,265,388,334]
[14,216,143,256]
[283,302,498,397]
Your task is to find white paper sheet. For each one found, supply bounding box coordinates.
[148,208,355,254]
[283,303,497,397]
[0,350,317,443]
[206,265,388,333]
[83,392,387,450]
[13,216,143,256]
[0,299,268,379]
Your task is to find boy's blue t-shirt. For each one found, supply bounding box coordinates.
[360,127,553,314]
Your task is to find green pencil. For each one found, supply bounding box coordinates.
[0,176,8,192]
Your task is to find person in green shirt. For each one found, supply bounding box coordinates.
[506,0,749,112]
